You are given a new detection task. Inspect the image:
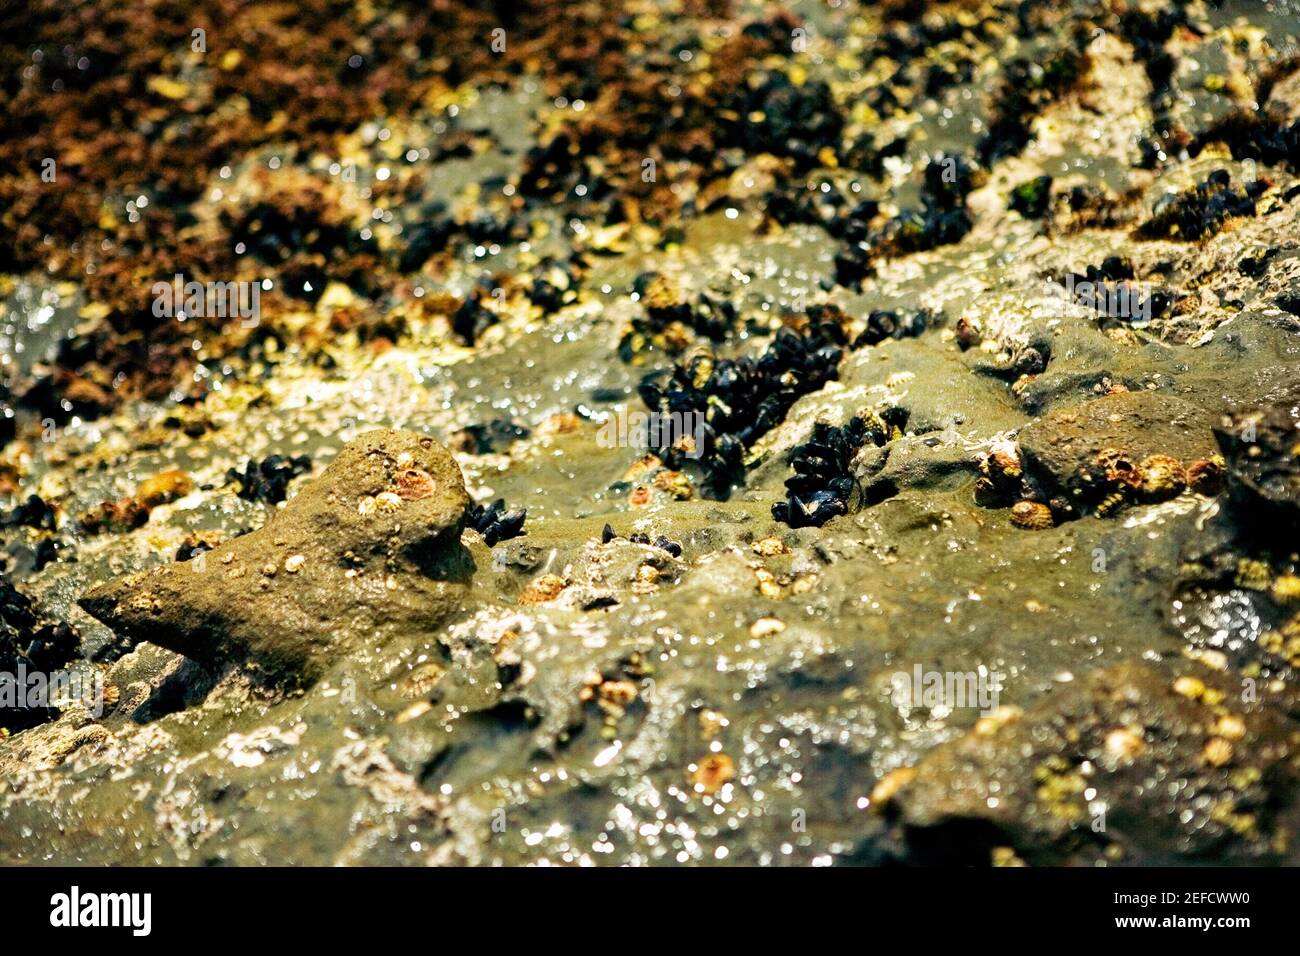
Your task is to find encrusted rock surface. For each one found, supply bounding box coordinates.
[79,430,471,683]
[1,0,1299,868]
[882,662,1300,865]
[1017,391,1219,512]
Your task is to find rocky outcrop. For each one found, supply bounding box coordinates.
[79,430,472,684]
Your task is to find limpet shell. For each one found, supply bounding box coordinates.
[1010,500,1053,530]
[1138,454,1186,501]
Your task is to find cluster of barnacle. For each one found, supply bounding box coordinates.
[974,439,1027,509]
[638,320,847,499]
[466,499,527,547]
[613,455,696,510]
[978,448,1062,531]
[618,272,739,360]
[579,653,654,740]
[1137,170,1267,241]
[227,454,312,504]
[0,573,80,731]
[984,441,1228,531]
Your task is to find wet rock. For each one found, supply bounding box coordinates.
[885,662,1300,864]
[79,430,472,685]
[1214,392,1300,540]
[1017,391,1218,513]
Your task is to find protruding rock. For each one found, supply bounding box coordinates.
[79,430,472,684]
[1215,392,1300,540]
[1017,391,1217,513]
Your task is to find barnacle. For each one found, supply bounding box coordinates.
[1188,456,1226,496]
[1010,500,1054,530]
[1138,454,1187,502]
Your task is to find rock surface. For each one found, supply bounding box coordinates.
[79,430,471,683]
[885,662,1300,865]
[1017,391,1219,511]
[1215,388,1300,540]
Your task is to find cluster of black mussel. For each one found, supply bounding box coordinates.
[637,300,928,525]
[768,152,981,289]
[466,498,527,547]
